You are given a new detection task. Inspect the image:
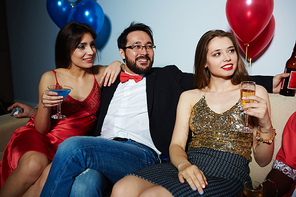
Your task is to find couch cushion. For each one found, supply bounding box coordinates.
[0,114,29,160]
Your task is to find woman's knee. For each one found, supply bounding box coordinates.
[111,175,143,197]
[111,179,127,197]
[17,152,50,182]
[139,186,173,197]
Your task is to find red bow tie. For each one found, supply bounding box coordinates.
[120,71,143,83]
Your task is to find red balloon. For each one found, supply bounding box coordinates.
[237,15,275,58]
[226,0,274,43]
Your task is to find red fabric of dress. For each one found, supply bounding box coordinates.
[275,112,296,197]
[0,70,101,187]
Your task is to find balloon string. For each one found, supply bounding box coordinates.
[248,57,252,74]
[244,43,250,74]
[68,3,75,23]
[244,43,249,68]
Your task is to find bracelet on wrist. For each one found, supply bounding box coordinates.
[258,126,273,134]
[263,179,278,197]
[256,126,276,144]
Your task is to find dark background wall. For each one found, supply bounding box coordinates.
[0,0,13,115]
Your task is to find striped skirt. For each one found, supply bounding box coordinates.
[131,147,251,197]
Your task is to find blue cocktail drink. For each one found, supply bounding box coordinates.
[50,88,72,98]
[48,85,73,119]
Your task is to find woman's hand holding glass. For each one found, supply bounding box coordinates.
[177,162,208,195]
[241,88,272,132]
[46,85,72,119]
[41,89,64,108]
[242,84,274,167]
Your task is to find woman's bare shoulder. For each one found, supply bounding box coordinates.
[255,84,269,97]
[40,70,56,81]
[182,88,204,97]
[180,88,204,105]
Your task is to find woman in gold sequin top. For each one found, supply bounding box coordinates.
[111,30,275,197]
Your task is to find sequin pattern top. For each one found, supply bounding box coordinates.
[188,95,253,161]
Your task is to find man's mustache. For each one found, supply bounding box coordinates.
[135,55,151,61]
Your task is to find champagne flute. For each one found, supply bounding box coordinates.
[48,85,72,119]
[240,81,256,133]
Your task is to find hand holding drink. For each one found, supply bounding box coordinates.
[48,85,72,119]
[240,81,256,133]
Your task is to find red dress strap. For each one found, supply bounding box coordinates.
[52,70,59,85]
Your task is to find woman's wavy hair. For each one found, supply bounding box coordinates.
[194,30,250,88]
[55,21,97,68]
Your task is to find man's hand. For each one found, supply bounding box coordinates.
[273,73,290,93]
[7,102,37,118]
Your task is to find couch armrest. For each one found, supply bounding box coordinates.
[0,114,29,160]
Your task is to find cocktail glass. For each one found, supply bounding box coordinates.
[48,85,72,119]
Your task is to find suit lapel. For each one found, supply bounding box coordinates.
[146,70,156,115]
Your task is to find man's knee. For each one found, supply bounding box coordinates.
[70,169,109,197]
[57,136,88,154]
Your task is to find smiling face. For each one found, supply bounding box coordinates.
[119,30,154,75]
[205,36,238,79]
[70,32,96,69]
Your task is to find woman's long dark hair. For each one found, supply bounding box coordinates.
[55,21,97,68]
[194,30,250,89]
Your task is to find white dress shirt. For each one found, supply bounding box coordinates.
[100,76,161,155]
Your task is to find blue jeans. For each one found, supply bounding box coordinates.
[40,136,160,197]
[69,169,110,197]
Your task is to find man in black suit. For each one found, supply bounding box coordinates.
[41,22,275,197]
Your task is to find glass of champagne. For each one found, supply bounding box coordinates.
[243,180,263,197]
[48,85,72,119]
[240,81,256,133]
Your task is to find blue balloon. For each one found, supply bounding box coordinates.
[95,15,111,50]
[73,0,104,34]
[46,0,75,28]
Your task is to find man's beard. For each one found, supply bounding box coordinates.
[125,55,153,74]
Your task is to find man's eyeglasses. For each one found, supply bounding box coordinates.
[124,44,156,52]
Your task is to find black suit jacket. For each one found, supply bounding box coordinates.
[95,65,273,157]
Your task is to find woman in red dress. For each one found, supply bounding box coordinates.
[263,111,296,197]
[0,21,121,197]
